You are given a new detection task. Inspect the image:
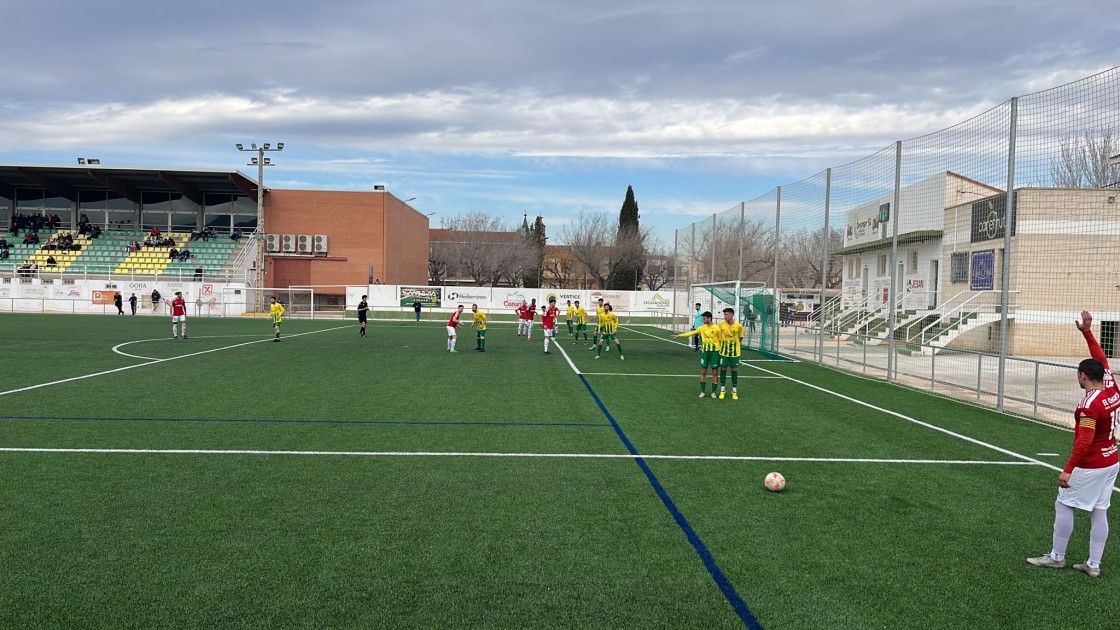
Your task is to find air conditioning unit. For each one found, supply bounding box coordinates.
[297,234,313,253]
[313,235,328,253]
[265,234,280,252]
[282,234,296,252]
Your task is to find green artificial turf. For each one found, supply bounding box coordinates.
[0,313,1116,628]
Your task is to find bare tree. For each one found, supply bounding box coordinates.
[642,236,674,291]
[1050,127,1120,187]
[560,208,617,289]
[439,212,517,286]
[692,216,774,285]
[542,245,577,289]
[777,227,843,288]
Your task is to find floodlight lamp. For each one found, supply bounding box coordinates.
[263,158,271,165]
[251,143,257,150]
[88,159,100,165]
[76,158,86,165]
[277,143,284,150]
[236,143,244,150]
[251,157,259,164]
[263,143,270,150]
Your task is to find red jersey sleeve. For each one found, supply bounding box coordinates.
[1084,329,1110,370]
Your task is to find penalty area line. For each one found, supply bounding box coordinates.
[0,447,1037,465]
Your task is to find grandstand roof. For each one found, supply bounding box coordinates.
[0,164,260,203]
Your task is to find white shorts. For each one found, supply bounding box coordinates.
[446,326,457,336]
[544,327,554,338]
[1058,463,1119,511]
[172,315,186,323]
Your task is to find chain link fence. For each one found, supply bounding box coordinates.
[672,67,1120,426]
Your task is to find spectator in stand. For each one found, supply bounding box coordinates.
[149,226,161,238]
[194,265,203,280]
[113,292,124,315]
[0,248,8,260]
[231,228,242,243]
[0,237,7,249]
[89,224,101,239]
[129,293,138,315]
[168,247,179,260]
[46,255,57,267]
[177,247,191,262]
[166,237,176,248]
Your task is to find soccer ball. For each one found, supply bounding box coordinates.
[764,472,786,492]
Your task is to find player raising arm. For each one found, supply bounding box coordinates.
[1028,311,1120,578]
[674,311,724,398]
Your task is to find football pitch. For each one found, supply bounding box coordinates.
[1,313,1117,628]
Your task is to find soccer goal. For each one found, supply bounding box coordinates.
[220,286,316,319]
[688,280,776,352]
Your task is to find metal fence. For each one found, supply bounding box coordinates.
[672,67,1120,426]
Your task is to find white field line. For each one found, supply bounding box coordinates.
[113,334,262,360]
[0,447,1036,465]
[582,373,782,378]
[630,328,1120,493]
[619,325,797,362]
[554,339,583,374]
[0,326,350,399]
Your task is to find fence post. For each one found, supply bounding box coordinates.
[672,230,679,331]
[772,187,782,354]
[710,213,717,284]
[887,141,902,383]
[996,96,1019,411]
[818,168,832,364]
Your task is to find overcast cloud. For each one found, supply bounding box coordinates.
[0,0,1116,241]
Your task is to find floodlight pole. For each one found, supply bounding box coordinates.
[235,142,283,298]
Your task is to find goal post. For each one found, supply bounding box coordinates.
[220,286,316,319]
[688,280,775,352]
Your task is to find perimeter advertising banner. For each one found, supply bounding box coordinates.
[400,286,442,308]
[443,287,492,309]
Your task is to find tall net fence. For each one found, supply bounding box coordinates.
[672,67,1120,426]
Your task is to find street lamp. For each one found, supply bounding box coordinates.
[236,142,283,296]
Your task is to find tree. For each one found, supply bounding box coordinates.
[607,186,645,290]
[520,215,547,288]
[439,212,517,286]
[641,237,674,291]
[777,227,844,289]
[560,208,615,289]
[1049,127,1120,188]
[542,245,577,288]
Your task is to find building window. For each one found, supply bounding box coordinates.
[950,252,969,283]
[909,251,918,273]
[877,254,887,276]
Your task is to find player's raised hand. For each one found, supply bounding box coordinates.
[1075,310,1093,331]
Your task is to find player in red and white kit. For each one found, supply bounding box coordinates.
[515,301,529,337]
[524,298,537,341]
[446,304,464,353]
[541,298,559,355]
[169,291,188,339]
[1028,311,1120,578]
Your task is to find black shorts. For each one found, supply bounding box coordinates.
[358,315,367,323]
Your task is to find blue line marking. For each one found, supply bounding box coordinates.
[0,415,607,428]
[576,373,763,630]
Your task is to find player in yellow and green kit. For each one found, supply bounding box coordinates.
[673,311,724,398]
[269,296,285,342]
[572,300,589,344]
[590,298,605,350]
[471,303,488,352]
[594,304,624,360]
[565,300,575,336]
[718,307,745,400]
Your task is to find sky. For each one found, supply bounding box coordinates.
[0,0,1116,246]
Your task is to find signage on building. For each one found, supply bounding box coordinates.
[970,196,1016,243]
[970,250,995,291]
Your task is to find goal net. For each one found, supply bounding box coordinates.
[220,287,316,319]
[688,281,776,352]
